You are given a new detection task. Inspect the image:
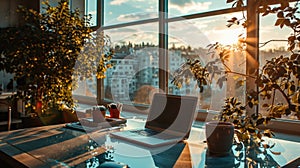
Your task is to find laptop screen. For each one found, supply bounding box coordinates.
[145,93,198,135]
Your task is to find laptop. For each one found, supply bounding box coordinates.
[110,93,198,147]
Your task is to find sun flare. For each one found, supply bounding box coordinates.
[218,28,244,45]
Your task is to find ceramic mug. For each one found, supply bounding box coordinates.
[92,105,107,122]
[205,121,234,156]
[108,103,122,118]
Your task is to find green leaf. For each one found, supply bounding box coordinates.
[270,150,281,155]
[264,130,273,138]
[275,18,285,27]
[248,101,254,108]
[280,2,289,10]
[262,103,269,108]
[262,10,269,16]
[248,127,256,133]
[277,11,284,18]
[256,118,265,126]
[284,19,291,26]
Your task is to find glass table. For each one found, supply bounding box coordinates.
[0,115,299,168]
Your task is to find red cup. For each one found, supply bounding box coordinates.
[109,108,120,118]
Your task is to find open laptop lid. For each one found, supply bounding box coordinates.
[145,93,198,137]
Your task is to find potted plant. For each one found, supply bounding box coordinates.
[205,96,274,156]
[219,97,281,167]
[0,0,113,127]
[172,0,299,163]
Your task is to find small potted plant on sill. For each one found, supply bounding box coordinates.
[0,0,114,127]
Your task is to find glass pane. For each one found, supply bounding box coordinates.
[104,23,159,108]
[69,0,85,13]
[73,77,97,98]
[168,0,246,18]
[41,0,95,26]
[168,12,246,111]
[85,0,97,26]
[0,72,15,92]
[259,12,298,120]
[104,0,158,26]
[40,0,59,12]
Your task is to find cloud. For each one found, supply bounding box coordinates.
[110,0,129,5]
[117,12,158,22]
[169,22,210,48]
[110,0,147,5]
[105,24,158,45]
[169,1,212,14]
[88,10,97,15]
[170,0,193,6]
[110,32,158,45]
[109,28,137,33]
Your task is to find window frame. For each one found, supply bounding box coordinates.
[97,1,245,105]
[88,0,300,135]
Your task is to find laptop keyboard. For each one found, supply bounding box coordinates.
[130,129,180,140]
[130,129,159,136]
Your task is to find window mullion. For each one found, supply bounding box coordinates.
[97,0,104,105]
[246,0,260,115]
[159,0,168,93]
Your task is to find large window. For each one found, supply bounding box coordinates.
[91,0,247,115]
[69,0,300,125]
[101,0,247,111]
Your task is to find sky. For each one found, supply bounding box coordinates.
[85,0,293,50]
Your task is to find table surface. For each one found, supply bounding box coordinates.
[0,113,300,168]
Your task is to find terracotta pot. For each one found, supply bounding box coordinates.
[62,109,78,123]
[205,121,234,156]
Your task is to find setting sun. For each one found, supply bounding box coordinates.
[216,28,245,45]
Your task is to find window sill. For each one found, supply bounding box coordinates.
[75,96,300,137]
[259,118,300,136]
[196,110,300,136]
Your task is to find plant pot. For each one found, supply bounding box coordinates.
[63,109,79,123]
[205,121,234,156]
[21,116,44,128]
[21,114,63,128]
